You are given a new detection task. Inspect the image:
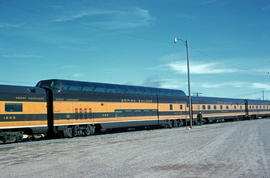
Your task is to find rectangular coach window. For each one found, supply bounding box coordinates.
[5,103,23,112]
[115,110,123,117]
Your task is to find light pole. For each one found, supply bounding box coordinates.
[174,37,192,129]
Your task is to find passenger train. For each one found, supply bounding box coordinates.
[0,79,270,143]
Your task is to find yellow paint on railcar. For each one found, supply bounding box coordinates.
[0,121,47,128]
[0,101,47,115]
[203,112,246,117]
[53,101,189,114]
[53,101,159,113]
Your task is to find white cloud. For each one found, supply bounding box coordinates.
[52,8,154,29]
[0,54,43,59]
[71,73,84,78]
[201,82,247,89]
[252,83,270,91]
[52,9,118,22]
[168,61,237,74]
[253,68,270,74]
[159,80,184,89]
[0,23,21,28]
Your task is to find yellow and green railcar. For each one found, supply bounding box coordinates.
[0,85,48,142]
[36,79,189,137]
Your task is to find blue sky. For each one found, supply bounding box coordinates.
[0,0,270,99]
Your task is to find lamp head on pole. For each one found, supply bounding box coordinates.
[174,37,178,44]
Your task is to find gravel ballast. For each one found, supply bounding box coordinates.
[0,119,270,177]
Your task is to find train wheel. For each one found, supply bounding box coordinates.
[90,125,95,135]
[63,127,73,138]
[0,134,6,144]
[173,120,178,128]
[177,120,183,127]
[167,120,173,128]
[73,126,80,137]
[16,132,23,142]
[84,125,92,136]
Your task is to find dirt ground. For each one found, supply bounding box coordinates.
[0,119,270,178]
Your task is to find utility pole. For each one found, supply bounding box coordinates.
[193,92,202,97]
[186,40,192,129]
[174,37,192,129]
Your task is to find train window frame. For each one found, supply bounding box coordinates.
[207,105,211,110]
[220,105,223,110]
[125,109,133,116]
[82,86,95,92]
[143,109,150,116]
[214,105,217,110]
[63,84,81,91]
[135,110,141,116]
[197,105,200,110]
[226,105,229,110]
[106,86,117,93]
[202,105,206,110]
[115,110,123,117]
[180,105,183,110]
[5,103,23,112]
[50,81,61,90]
[37,80,51,88]
[170,104,173,110]
[151,109,157,116]
[94,86,106,93]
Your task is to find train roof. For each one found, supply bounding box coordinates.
[0,84,45,94]
[192,96,270,105]
[36,79,186,97]
[192,96,245,105]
